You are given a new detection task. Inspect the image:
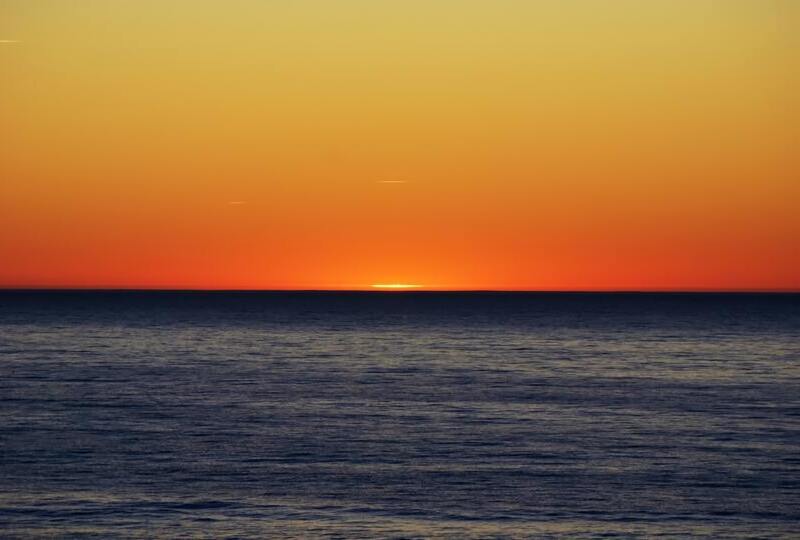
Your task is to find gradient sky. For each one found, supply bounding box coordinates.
[1,0,798,290]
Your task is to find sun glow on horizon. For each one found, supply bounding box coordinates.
[371,284,423,290]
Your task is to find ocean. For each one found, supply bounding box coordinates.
[0,291,798,538]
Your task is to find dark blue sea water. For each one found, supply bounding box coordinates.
[1,291,798,538]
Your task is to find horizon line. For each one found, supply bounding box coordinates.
[1,287,798,294]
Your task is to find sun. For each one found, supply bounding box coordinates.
[371,284,423,290]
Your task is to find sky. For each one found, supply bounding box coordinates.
[1,0,798,290]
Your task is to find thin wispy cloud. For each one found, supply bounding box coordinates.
[377,180,408,184]
[227,201,246,205]
[0,40,21,43]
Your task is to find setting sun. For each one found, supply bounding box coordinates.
[371,284,423,290]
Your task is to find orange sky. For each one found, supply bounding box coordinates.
[1,1,798,290]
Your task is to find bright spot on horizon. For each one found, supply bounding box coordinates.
[377,180,407,184]
[371,283,422,289]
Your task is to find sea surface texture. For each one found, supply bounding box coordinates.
[0,292,798,538]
